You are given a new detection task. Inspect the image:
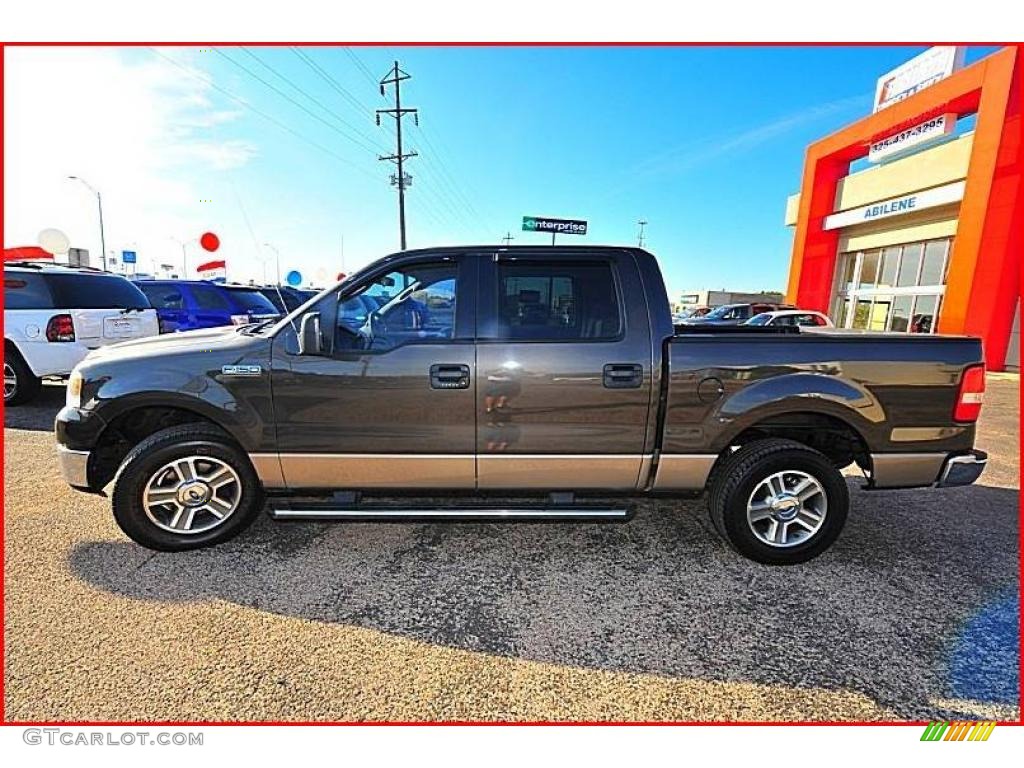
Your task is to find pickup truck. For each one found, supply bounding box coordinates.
[55,246,988,564]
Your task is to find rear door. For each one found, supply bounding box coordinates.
[475,250,654,490]
[43,272,158,346]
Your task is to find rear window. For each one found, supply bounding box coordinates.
[4,272,54,309]
[43,273,150,309]
[225,288,278,313]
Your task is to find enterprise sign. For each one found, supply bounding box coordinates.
[873,46,965,113]
[522,216,588,235]
[823,180,965,230]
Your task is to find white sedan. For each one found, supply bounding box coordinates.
[744,310,834,328]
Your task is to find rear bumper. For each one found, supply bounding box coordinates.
[936,450,988,488]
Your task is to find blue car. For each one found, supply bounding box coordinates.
[135,280,280,333]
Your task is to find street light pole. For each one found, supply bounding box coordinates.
[263,243,282,285]
[68,176,107,271]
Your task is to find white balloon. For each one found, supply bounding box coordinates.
[38,228,70,255]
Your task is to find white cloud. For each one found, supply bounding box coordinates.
[630,93,868,177]
[3,47,255,274]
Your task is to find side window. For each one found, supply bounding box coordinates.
[190,284,231,311]
[334,262,458,352]
[3,272,53,309]
[495,261,621,341]
[140,285,184,309]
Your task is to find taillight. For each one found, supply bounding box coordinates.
[953,364,985,422]
[45,314,76,342]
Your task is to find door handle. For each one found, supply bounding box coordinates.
[430,364,470,390]
[603,363,643,389]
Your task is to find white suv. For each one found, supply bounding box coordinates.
[4,263,159,405]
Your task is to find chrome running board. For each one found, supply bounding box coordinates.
[268,501,631,522]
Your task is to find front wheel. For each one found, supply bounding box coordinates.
[707,438,849,565]
[112,425,264,551]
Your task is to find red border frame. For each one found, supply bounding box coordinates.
[0,41,1020,729]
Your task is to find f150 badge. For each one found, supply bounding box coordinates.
[221,364,263,376]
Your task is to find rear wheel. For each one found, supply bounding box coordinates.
[111,425,264,551]
[3,346,41,406]
[707,438,848,565]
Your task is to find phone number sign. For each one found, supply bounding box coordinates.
[868,113,956,163]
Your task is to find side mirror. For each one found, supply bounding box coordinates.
[297,311,322,356]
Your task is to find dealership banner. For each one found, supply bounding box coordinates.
[873,46,965,113]
[196,259,227,283]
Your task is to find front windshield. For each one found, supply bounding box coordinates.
[746,313,772,326]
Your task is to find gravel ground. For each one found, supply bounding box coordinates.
[3,377,1019,722]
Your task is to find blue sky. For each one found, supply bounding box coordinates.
[6,45,998,296]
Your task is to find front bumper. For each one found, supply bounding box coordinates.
[56,444,91,489]
[936,450,988,487]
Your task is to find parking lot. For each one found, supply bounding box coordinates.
[3,376,1019,722]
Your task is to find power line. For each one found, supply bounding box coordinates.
[148,48,380,182]
[241,46,387,152]
[290,47,378,120]
[342,46,383,90]
[377,61,419,250]
[214,48,384,156]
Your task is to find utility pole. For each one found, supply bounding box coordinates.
[68,176,108,271]
[637,219,648,248]
[502,232,515,245]
[377,61,418,251]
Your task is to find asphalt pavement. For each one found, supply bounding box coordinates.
[3,377,1019,722]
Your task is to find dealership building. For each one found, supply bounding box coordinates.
[784,46,1022,371]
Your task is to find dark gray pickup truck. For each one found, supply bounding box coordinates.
[55,246,987,564]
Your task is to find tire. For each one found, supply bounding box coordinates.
[111,425,264,551]
[707,438,848,565]
[4,345,41,406]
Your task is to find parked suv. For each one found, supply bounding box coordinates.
[4,263,159,405]
[259,285,318,314]
[136,281,280,333]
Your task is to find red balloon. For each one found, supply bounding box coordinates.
[200,232,220,252]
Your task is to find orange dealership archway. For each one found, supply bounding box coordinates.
[786,46,1023,370]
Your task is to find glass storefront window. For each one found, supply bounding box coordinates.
[869,296,892,331]
[920,240,947,286]
[911,295,939,334]
[879,247,900,288]
[858,250,880,288]
[833,237,951,334]
[897,243,923,286]
[890,295,913,332]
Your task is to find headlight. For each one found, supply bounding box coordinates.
[66,370,83,409]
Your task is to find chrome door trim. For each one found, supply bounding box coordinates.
[477,454,649,490]
[870,452,947,488]
[651,454,718,491]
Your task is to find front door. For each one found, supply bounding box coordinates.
[270,253,477,489]
[475,250,654,490]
